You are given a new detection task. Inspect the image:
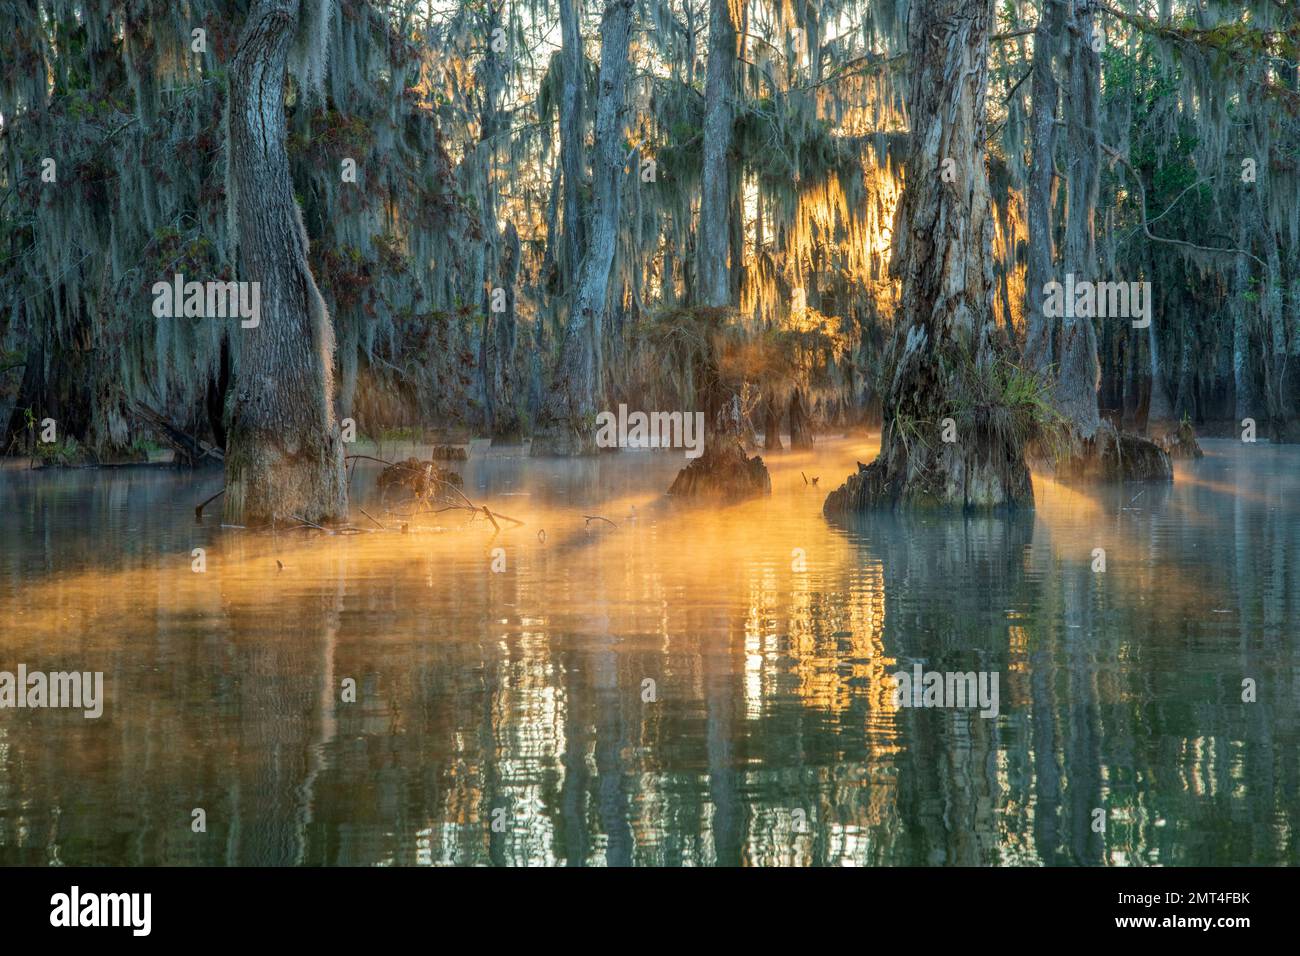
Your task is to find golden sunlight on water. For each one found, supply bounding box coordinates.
[1,437,1297,865]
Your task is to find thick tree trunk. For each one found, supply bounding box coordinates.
[825,0,1032,513]
[1121,329,1139,430]
[1233,211,1262,426]
[1139,302,1195,459]
[763,391,783,451]
[788,387,813,450]
[1055,0,1102,441]
[1146,311,1176,431]
[223,0,346,526]
[696,0,737,308]
[477,1,517,441]
[534,0,633,456]
[0,300,28,445]
[557,0,585,289]
[485,222,522,440]
[1022,0,1062,375]
[1256,188,1296,435]
[1029,1,1172,478]
[668,393,770,501]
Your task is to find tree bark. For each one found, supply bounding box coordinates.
[1055,0,1102,441]
[763,391,783,451]
[534,0,633,455]
[1146,309,1176,430]
[476,1,515,440]
[1026,0,1172,478]
[485,221,522,440]
[696,0,737,308]
[788,387,813,450]
[223,0,346,525]
[1121,329,1138,430]
[1257,187,1295,432]
[557,0,585,291]
[825,0,1032,512]
[1232,211,1262,426]
[1022,0,1062,375]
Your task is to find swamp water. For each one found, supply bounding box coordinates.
[0,437,1296,865]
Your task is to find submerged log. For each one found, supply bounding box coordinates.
[131,400,223,464]
[668,438,770,502]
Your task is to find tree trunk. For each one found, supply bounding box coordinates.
[486,221,522,440]
[763,391,783,451]
[0,300,28,446]
[1233,211,1262,426]
[668,389,769,499]
[223,0,346,526]
[1257,188,1295,433]
[696,0,737,308]
[788,387,813,450]
[557,0,585,290]
[1023,0,1171,479]
[824,0,1032,513]
[1174,315,1196,421]
[534,0,633,456]
[1146,309,1176,432]
[1121,329,1138,430]
[477,1,514,440]
[1022,0,1062,375]
[1055,0,1102,441]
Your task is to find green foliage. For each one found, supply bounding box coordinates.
[33,434,83,467]
[946,357,1070,463]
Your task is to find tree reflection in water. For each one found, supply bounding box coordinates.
[0,438,1296,865]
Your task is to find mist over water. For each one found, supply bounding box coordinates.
[1,437,1296,865]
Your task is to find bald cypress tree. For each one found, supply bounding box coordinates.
[534,0,634,455]
[825,0,1034,513]
[696,0,738,309]
[223,0,347,525]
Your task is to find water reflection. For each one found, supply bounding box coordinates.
[0,438,1296,865]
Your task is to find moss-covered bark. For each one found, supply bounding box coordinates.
[533,0,634,456]
[825,0,1032,515]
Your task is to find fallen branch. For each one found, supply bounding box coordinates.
[1096,138,1266,268]
[345,452,523,528]
[195,488,224,519]
[130,399,223,463]
[288,514,331,533]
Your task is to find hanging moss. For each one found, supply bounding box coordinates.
[1,0,479,455]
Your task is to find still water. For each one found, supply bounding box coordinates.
[1,437,1296,866]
